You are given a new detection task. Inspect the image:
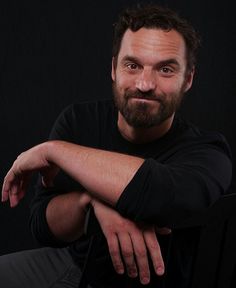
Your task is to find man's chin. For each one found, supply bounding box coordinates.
[126,102,161,119]
[123,111,162,128]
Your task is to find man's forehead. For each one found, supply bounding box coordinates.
[118,28,186,62]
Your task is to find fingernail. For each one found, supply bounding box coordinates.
[141,277,150,285]
[156,266,164,275]
[117,268,124,274]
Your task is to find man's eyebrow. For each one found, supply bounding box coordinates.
[121,55,141,64]
[156,59,180,68]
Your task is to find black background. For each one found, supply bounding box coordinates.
[0,0,235,255]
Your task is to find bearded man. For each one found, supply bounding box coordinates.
[1,3,232,288]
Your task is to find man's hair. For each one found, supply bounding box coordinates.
[112,3,201,73]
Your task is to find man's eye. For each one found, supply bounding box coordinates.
[127,63,138,70]
[160,67,173,73]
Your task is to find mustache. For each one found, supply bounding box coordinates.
[125,90,162,102]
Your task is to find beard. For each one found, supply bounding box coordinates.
[113,83,185,128]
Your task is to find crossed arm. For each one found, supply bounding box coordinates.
[2,140,144,207]
[2,140,170,285]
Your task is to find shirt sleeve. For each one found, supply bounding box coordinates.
[116,137,232,228]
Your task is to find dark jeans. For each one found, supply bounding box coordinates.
[0,247,92,288]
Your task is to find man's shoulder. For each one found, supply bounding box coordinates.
[175,116,232,158]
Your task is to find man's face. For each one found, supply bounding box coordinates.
[112,28,194,128]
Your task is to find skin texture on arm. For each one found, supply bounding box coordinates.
[46,191,91,242]
[2,140,144,207]
[46,140,144,205]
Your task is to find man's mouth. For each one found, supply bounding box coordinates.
[129,96,161,102]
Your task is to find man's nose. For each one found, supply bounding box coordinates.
[135,70,156,92]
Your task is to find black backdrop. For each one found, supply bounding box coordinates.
[0,0,235,255]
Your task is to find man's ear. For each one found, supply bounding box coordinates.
[183,68,195,92]
[111,57,116,81]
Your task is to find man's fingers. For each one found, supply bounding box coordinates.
[2,170,15,202]
[9,192,20,207]
[106,233,124,274]
[2,172,18,204]
[93,201,166,284]
[118,233,138,278]
[131,232,150,285]
[1,183,9,202]
[9,181,26,208]
[144,228,165,276]
[2,169,29,207]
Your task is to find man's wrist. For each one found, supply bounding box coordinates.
[42,140,58,164]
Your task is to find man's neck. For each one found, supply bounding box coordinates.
[117,112,175,144]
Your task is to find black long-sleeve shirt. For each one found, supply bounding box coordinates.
[29,99,232,287]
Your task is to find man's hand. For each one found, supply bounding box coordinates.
[2,143,59,207]
[92,200,170,285]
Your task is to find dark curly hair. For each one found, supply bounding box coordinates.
[112,3,201,73]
